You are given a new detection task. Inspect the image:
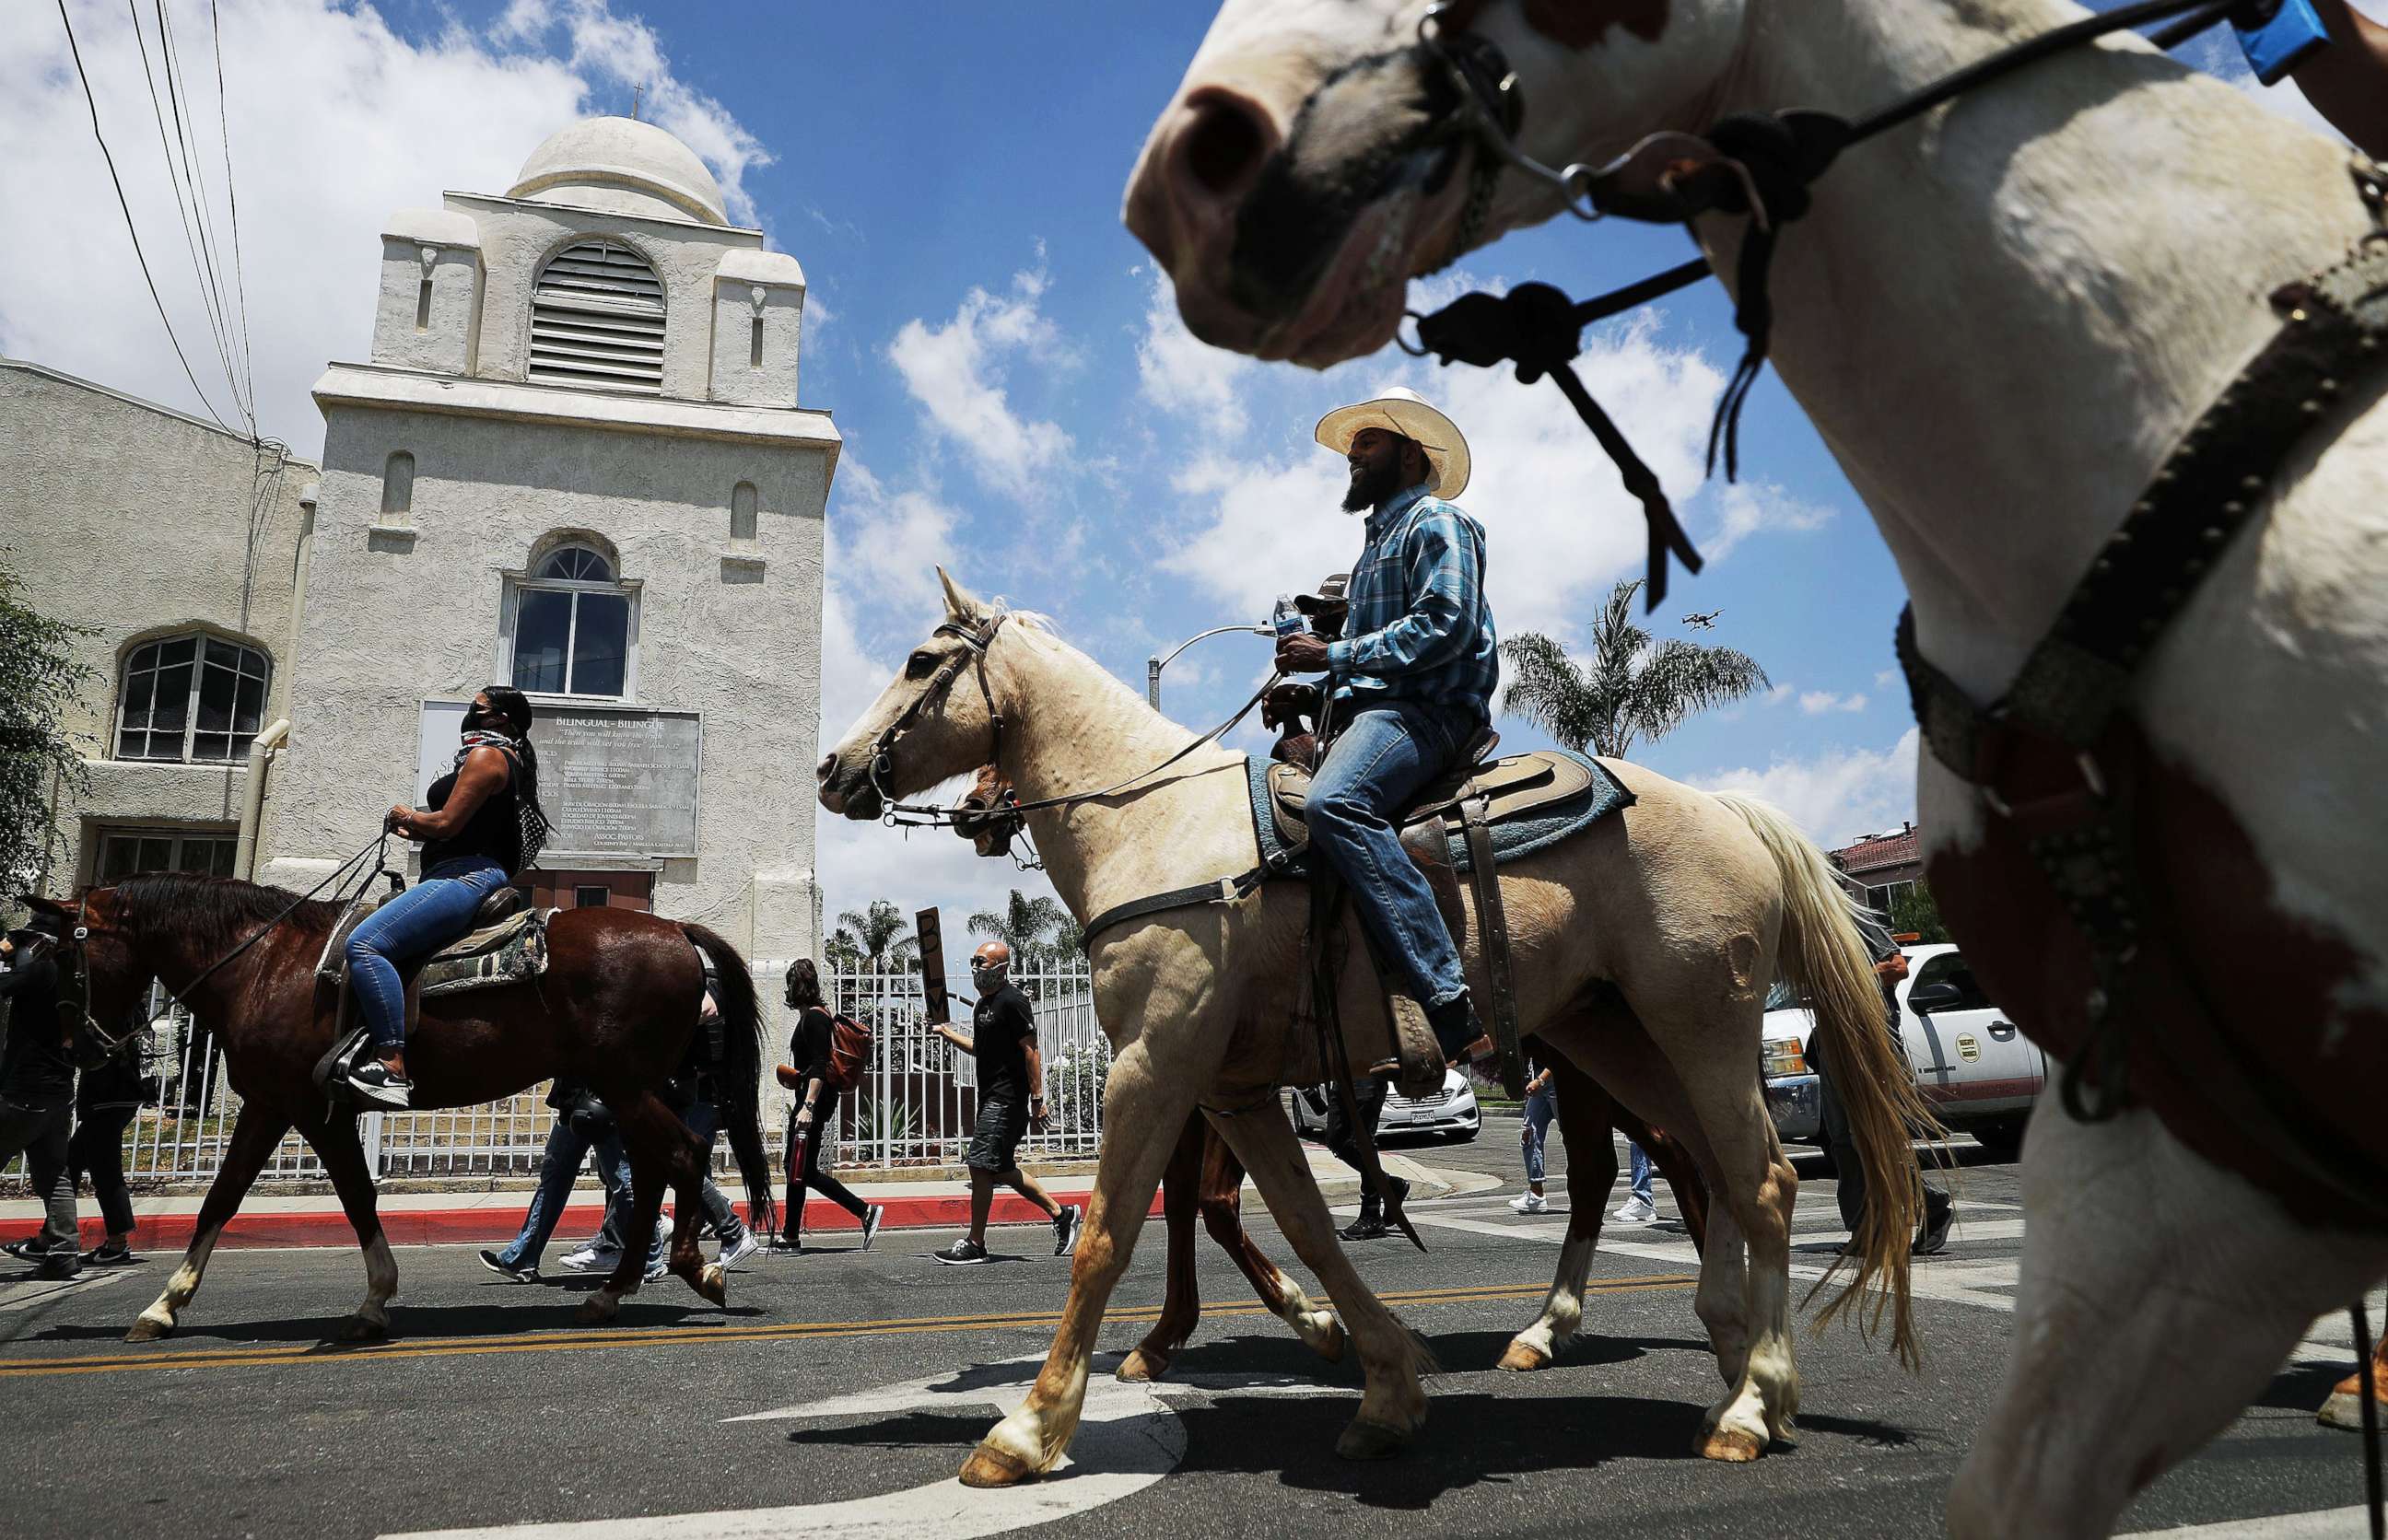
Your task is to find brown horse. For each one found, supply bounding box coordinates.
[1122,1057,1712,1382]
[29,874,773,1342]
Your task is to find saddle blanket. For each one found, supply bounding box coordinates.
[1250,747,1633,878]
[318,901,552,999]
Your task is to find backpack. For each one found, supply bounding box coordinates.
[822,1010,872,1092]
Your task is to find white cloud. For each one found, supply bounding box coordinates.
[825,459,961,618]
[1798,690,1867,715]
[1135,265,1255,438]
[1703,479,1834,563]
[1765,682,1795,706]
[1689,728,1920,849]
[0,0,771,456]
[1874,668,1899,689]
[887,261,1076,485]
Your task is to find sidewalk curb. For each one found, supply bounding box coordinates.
[1,1158,1477,1254]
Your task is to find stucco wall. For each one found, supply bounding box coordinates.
[257,391,829,958]
[0,360,312,891]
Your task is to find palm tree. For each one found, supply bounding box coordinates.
[834,899,919,973]
[1500,578,1771,759]
[968,888,1071,971]
[823,927,866,974]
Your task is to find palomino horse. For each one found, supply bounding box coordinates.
[1122,2,2388,1533]
[27,876,773,1340]
[819,572,1929,1481]
[1124,1063,1713,1382]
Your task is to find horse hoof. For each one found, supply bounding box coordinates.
[1117,1348,1168,1382]
[695,1265,727,1306]
[1302,1318,1347,1364]
[124,1313,172,1344]
[338,1313,388,1343]
[1496,1339,1550,1373]
[1335,1418,1412,1462]
[2319,1388,2370,1429]
[575,1292,620,1325]
[1697,1425,1766,1463]
[959,1442,1036,1488]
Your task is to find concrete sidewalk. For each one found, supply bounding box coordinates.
[1,1144,1492,1253]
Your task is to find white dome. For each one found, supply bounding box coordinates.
[508,117,728,226]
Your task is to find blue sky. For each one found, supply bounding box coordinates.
[1,1,2330,965]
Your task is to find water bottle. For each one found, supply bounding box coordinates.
[2231,0,2330,85]
[1272,593,1306,643]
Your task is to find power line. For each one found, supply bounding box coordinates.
[133,0,249,428]
[206,0,255,426]
[54,0,235,433]
[155,0,251,425]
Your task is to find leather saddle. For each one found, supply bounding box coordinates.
[310,883,548,1102]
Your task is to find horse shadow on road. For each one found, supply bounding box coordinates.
[32,1299,765,1347]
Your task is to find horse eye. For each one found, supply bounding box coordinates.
[906,650,937,679]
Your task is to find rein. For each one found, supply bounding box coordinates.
[1399,0,2238,608]
[865,612,1281,831]
[58,832,393,1055]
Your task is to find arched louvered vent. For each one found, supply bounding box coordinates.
[529,239,666,393]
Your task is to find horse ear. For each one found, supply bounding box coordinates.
[17,893,65,916]
[937,566,984,624]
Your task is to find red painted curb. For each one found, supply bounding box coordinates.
[0,1190,1149,1254]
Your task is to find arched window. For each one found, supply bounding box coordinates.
[508,542,635,697]
[116,634,271,763]
[731,481,758,543]
[528,239,666,394]
[381,451,415,519]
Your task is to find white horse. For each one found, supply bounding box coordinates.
[1123,3,2388,1534]
[819,571,1930,1482]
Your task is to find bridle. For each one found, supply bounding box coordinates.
[1397,0,2248,609]
[44,899,143,1072]
[861,610,1282,831]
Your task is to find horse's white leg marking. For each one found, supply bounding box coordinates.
[128,1226,219,1342]
[1271,1267,1345,1362]
[1947,1100,2384,1540]
[964,1044,1192,1487]
[1208,1098,1429,1457]
[1504,1229,1596,1372]
[352,1232,397,1336]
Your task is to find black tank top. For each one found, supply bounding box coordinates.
[421,749,522,875]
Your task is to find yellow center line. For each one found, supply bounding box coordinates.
[0,1273,1699,1380]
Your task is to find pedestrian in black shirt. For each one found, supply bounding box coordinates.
[0,916,84,1278]
[929,941,1079,1265]
[67,1028,149,1267]
[772,959,883,1254]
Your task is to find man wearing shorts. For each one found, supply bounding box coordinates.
[931,941,1080,1265]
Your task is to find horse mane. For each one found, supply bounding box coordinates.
[115,872,342,951]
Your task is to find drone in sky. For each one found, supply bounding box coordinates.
[1681,609,1724,632]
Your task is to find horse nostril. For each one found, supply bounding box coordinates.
[1177,88,1273,198]
[816,752,838,784]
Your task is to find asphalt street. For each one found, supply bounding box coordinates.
[1,1119,2375,1539]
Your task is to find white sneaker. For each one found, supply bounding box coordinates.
[559,1244,619,1274]
[1612,1196,1657,1225]
[717,1231,762,1271]
[1510,1192,1548,1214]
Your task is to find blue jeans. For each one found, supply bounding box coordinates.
[1626,1139,1654,1206]
[679,1095,746,1243]
[1521,1079,1558,1185]
[346,857,509,1048]
[495,1115,650,1270]
[1307,700,1481,1009]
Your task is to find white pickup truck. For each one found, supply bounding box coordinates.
[1760,940,2044,1158]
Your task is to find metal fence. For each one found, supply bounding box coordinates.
[2,962,1104,1191]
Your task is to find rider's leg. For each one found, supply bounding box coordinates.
[1303,701,1484,1061]
[342,860,503,1088]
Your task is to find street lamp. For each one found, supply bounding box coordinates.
[1148,624,1272,709]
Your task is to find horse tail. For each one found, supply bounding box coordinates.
[1709,790,1936,1371]
[680,923,777,1242]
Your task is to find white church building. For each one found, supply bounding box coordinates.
[9,117,836,961]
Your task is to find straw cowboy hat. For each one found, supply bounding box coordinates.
[1315,386,1471,501]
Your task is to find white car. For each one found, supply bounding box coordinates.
[1286,1068,1481,1143]
[1760,940,2044,1158]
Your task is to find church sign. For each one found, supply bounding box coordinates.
[416,699,703,858]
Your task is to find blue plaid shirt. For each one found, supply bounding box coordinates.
[1324,483,1499,718]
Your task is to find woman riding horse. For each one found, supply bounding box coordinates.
[346,684,550,1108]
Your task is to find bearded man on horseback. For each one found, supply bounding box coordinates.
[346,684,552,1107]
[1273,388,1498,1071]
